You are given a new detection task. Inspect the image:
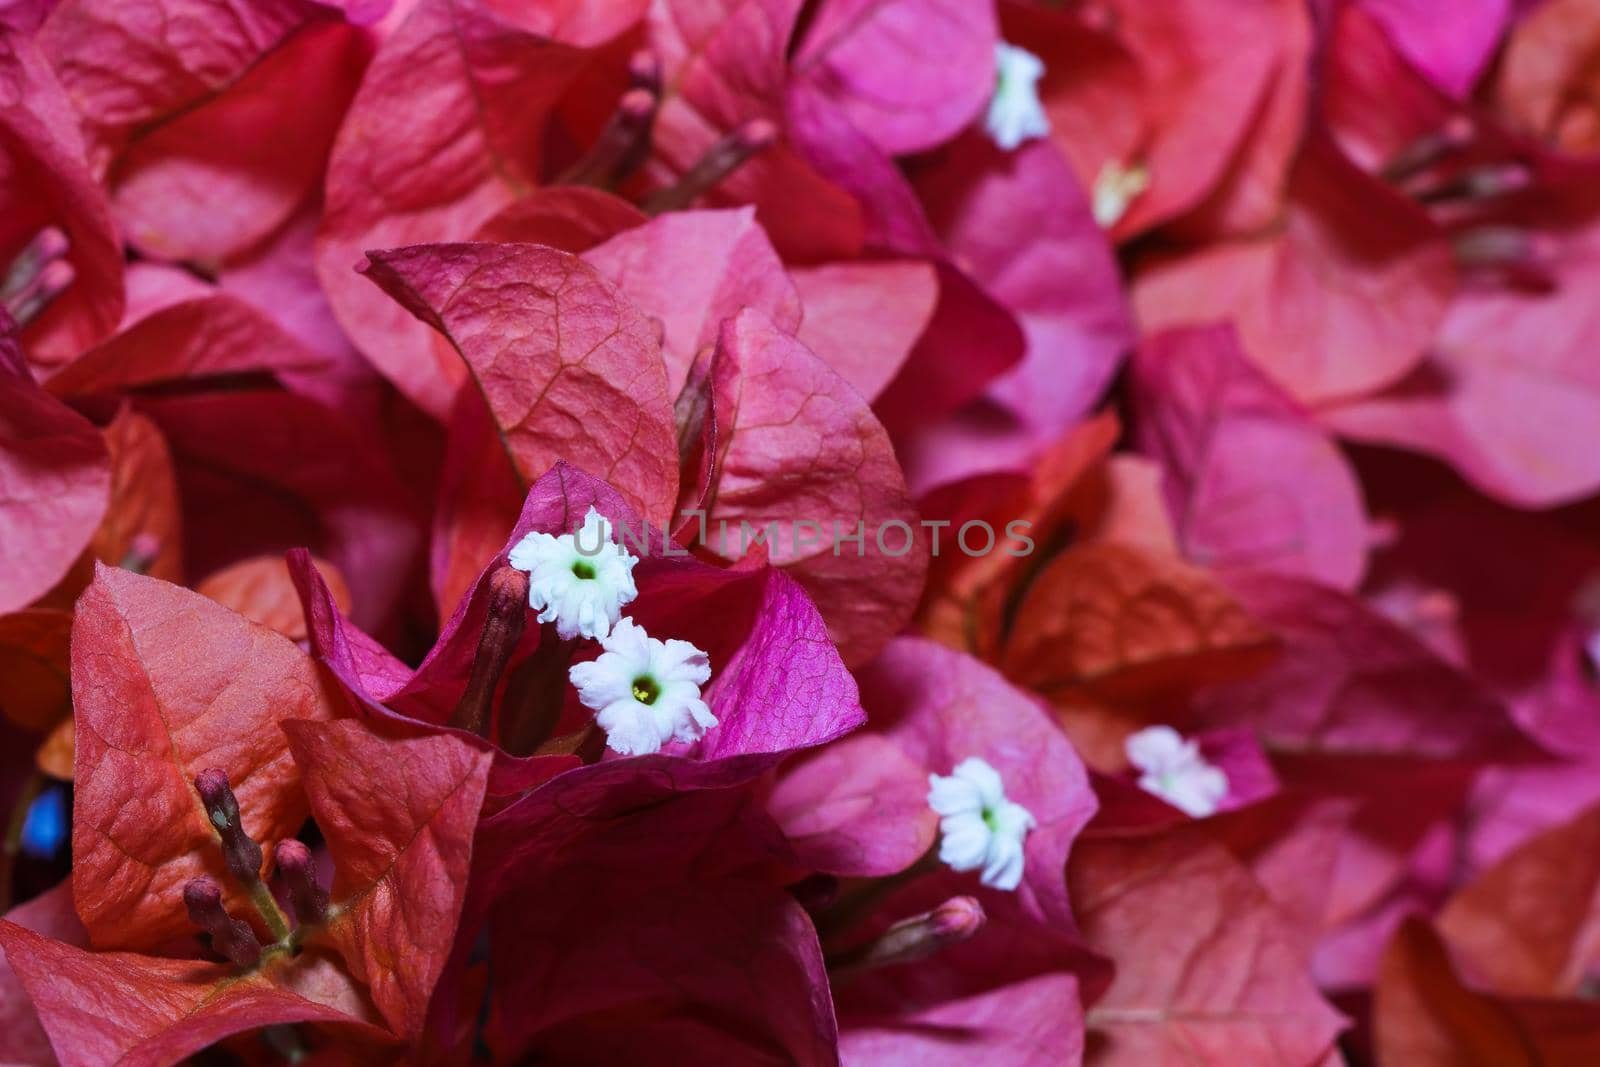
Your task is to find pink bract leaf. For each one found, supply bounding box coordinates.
[913,132,1132,450]
[1134,135,1453,405]
[1359,0,1508,99]
[0,28,125,366]
[69,565,336,950]
[0,320,109,612]
[788,260,937,402]
[363,241,679,527]
[646,0,865,262]
[767,732,936,877]
[790,0,997,156]
[871,262,1024,444]
[317,0,643,415]
[857,636,1097,929]
[1322,207,1600,508]
[1132,324,1369,589]
[1071,828,1346,1064]
[705,309,926,665]
[583,207,802,397]
[284,719,492,1039]
[1194,571,1535,761]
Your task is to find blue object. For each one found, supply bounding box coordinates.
[19,786,66,859]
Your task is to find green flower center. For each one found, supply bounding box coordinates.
[982,806,1000,833]
[632,675,661,705]
[571,559,597,580]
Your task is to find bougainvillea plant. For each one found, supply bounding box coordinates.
[3,0,1598,1064]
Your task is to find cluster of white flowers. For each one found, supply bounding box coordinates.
[508,507,716,756]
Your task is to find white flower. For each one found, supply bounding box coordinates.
[985,42,1050,151]
[507,506,638,640]
[1125,725,1229,818]
[927,757,1036,891]
[1092,159,1150,228]
[568,617,715,756]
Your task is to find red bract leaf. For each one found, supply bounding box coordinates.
[487,878,837,1065]
[1493,0,1600,150]
[430,385,524,626]
[646,0,865,261]
[283,719,492,1039]
[1070,829,1346,1064]
[362,242,679,527]
[0,883,85,1066]
[473,187,647,253]
[916,411,1120,661]
[1000,543,1276,703]
[872,263,1024,449]
[196,554,351,642]
[317,0,642,415]
[0,29,124,366]
[583,207,802,397]
[1374,918,1600,1067]
[32,405,184,613]
[1436,803,1600,998]
[1133,324,1369,590]
[1194,571,1533,761]
[788,260,937,402]
[790,0,997,157]
[105,22,368,264]
[45,294,330,396]
[0,609,71,731]
[705,309,926,664]
[1134,136,1453,405]
[0,324,109,612]
[70,565,337,950]
[137,389,419,631]
[911,133,1131,453]
[0,924,395,1067]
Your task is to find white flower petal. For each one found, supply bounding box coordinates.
[985,42,1050,151]
[508,506,639,640]
[927,756,1036,892]
[569,616,715,755]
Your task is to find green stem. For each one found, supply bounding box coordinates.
[249,879,293,944]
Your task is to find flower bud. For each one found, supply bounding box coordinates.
[183,877,262,968]
[274,840,329,926]
[827,896,987,980]
[195,768,264,886]
[449,564,530,736]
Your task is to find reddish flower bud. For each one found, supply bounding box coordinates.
[194,768,264,886]
[183,877,262,968]
[828,896,987,978]
[274,840,329,926]
[628,48,662,93]
[641,119,779,214]
[449,564,531,737]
